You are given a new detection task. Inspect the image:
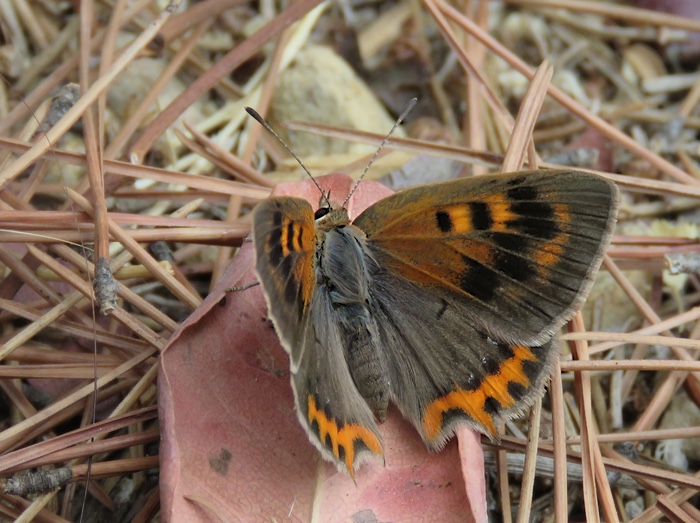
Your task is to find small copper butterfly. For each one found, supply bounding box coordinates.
[248,109,619,476]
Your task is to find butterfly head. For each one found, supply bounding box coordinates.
[313,202,351,231]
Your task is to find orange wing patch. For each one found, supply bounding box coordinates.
[288,221,316,312]
[422,345,538,440]
[307,395,382,476]
[279,219,315,257]
[531,203,571,270]
[484,193,517,232]
[267,215,317,313]
[435,204,475,234]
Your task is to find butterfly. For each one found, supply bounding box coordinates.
[251,169,618,476]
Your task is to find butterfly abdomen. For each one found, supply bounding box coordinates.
[319,225,390,421]
[338,304,390,421]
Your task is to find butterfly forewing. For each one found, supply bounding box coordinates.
[252,197,317,366]
[291,287,384,475]
[354,170,619,345]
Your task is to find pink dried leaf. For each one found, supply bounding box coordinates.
[159,174,485,522]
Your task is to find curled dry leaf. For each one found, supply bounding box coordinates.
[159,174,482,522]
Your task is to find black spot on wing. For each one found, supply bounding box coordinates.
[297,225,305,249]
[493,250,536,282]
[481,355,500,375]
[269,243,283,266]
[508,200,559,240]
[309,417,320,435]
[469,202,493,230]
[436,211,452,232]
[463,373,480,391]
[268,224,282,246]
[267,220,284,265]
[493,340,515,360]
[286,222,295,252]
[460,256,498,301]
[511,200,554,220]
[281,257,298,305]
[490,232,530,253]
[508,216,559,240]
[507,185,538,201]
[522,355,543,383]
[484,397,501,415]
[481,340,514,376]
[505,185,561,240]
[507,381,527,402]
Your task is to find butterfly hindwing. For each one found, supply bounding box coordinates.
[291,285,384,475]
[354,170,619,346]
[367,265,556,446]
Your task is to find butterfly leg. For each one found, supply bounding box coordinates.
[226,281,260,292]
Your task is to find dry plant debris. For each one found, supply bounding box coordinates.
[1,0,700,521]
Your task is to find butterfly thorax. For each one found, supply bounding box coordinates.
[315,211,390,422]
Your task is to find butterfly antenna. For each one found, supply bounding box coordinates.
[245,107,331,208]
[342,97,418,208]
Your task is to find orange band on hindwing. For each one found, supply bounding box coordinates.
[307,395,382,475]
[422,345,538,440]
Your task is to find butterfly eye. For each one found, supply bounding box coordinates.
[315,207,331,220]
